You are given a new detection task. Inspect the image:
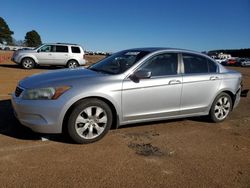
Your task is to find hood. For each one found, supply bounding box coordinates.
[19,68,102,88]
[18,49,35,54]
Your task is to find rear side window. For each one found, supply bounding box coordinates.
[208,59,218,73]
[56,45,68,53]
[183,54,210,74]
[71,46,81,53]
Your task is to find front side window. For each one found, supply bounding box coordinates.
[183,54,209,74]
[139,53,178,77]
[39,45,53,52]
[56,45,68,53]
[88,50,150,74]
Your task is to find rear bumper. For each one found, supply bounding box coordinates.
[234,87,241,108]
[79,59,87,66]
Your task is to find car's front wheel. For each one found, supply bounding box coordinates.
[67,99,113,144]
[209,92,232,122]
[21,57,35,69]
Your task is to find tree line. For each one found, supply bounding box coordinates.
[0,17,42,47]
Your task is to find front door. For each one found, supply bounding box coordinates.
[36,45,54,64]
[122,53,182,123]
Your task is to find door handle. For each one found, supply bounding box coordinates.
[169,80,181,85]
[210,76,219,80]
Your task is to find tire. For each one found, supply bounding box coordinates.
[209,92,232,122]
[21,57,35,69]
[67,99,113,144]
[66,60,79,68]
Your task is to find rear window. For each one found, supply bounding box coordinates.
[183,54,208,74]
[208,59,218,73]
[183,54,218,74]
[56,45,68,53]
[71,46,81,53]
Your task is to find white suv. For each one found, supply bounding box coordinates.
[11,43,86,69]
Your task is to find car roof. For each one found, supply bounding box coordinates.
[43,43,81,46]
[124,47,201,54]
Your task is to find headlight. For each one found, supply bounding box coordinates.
[22,86,71,100]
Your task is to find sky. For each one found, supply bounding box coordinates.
[1,0,250,52]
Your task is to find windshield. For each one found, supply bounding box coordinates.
[88,50,150,75]
[33,44,44,51]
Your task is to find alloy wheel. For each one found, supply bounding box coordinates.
[214,96,231,120]
[75,106,107,139]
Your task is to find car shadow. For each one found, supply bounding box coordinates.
[0,99,73,143]
[0,64,69,70]
[119,116,212,130]
[0,99,40,140]
[0,99,213,144]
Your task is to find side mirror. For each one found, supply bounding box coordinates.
[129,70,151,83]
[134,70,151,79]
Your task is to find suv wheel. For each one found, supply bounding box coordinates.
[67,60,79,68]
[22,58,35,69]
[209,92,232,122]
[67,99,113,144]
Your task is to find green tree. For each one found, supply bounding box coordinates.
[0,17,14,45]
[25,30,42,47]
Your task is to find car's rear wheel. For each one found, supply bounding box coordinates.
[209,92,232,122]
[21,57,35,69]
[67,60,79,68]
[67,99,113,144]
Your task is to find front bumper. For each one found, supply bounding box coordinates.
[11,94,64,134]
[11,56,20,64]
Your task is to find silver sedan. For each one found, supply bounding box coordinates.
[12,48,243,143]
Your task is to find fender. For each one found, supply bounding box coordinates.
[19,54,39,64]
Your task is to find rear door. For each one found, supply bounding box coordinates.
[180,53,221,115]
[53,45,69,65]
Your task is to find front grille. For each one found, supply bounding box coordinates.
[15,86,23,97]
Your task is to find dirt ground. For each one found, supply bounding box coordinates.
[0,51,250,187]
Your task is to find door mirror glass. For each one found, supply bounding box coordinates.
[129,70,151,83]
[134,70,151,79]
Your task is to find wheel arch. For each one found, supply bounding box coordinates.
[222,90,236,108]
[20,55,38,64]
[67,59,79,65]
[62,96,119,134]
[210,90,236,111]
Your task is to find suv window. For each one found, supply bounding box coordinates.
[55,45,68,53]
[39,45,53,52]
[71,46,81,53]
[183,54,209,74]
[139,53,178,77]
